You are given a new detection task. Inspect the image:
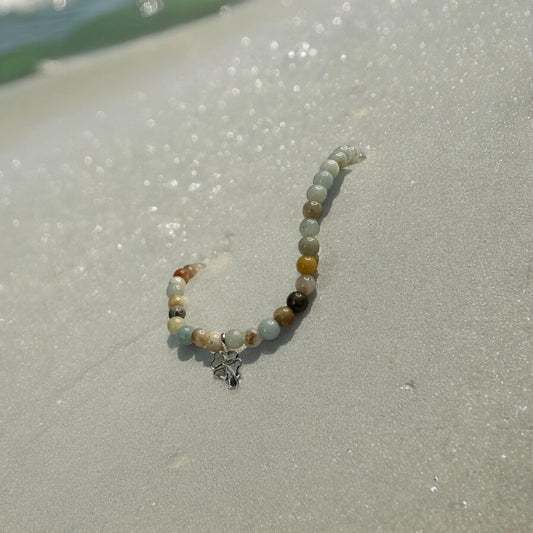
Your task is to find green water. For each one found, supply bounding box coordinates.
[0,0,244,85]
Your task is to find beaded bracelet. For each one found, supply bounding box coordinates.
[166,144,365,388]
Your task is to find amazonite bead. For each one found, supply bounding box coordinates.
[244,328,262,347]
[354,149,366,163]
[328,151,348,168]
[273,306,294,327]
[340,145,365,164]
[295,274,316,295]
[192,328,208,348]
[169,305,186,319]
[206,331,224,352]
[286,291,308,313]
[319,159,340,178]
[173,268,190,283]
[307,184,327,203]
[313,170,334,190]
[258,318,280,340]
[296,255,318,275]
[176,324,195,345]
[169,276,186,288]
[224,329,244,350]
[302,200,323,219]
[168,294,188,309]
[299,217,320,237]
[298,236,320,255]
[167,316,186,335]
[166,280,185,298]
[334,145,357,165]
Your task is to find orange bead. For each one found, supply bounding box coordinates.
[173,268,191,283]
[296,255,318,275]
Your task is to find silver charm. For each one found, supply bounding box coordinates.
[210,350,242,388]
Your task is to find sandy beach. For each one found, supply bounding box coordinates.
[0,0,532,530]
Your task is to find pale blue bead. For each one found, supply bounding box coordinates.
[335,144,365,164]
[328,151,348,168]
[258,318,280,341]
[170,276,186,288]
[334,145,356,165]
[166,282,185,298]
[319,159,340,177]
[313,170,334,190]
[224,329,244,350]
[307,184,327,203]
[176,324,195,345]
[299,218,320,237]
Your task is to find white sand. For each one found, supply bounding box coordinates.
[0,0,532,531]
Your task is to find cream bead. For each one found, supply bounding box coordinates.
[168,294,189,309]
[206,331,224,353]
[244,328,263,347]
[167,316,186,335]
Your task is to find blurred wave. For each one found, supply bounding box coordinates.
[0,0,244,85]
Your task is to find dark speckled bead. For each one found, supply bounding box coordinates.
[286,291,308,313]
[169,306,186,319]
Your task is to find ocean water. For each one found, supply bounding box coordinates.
[0,0,243,85]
